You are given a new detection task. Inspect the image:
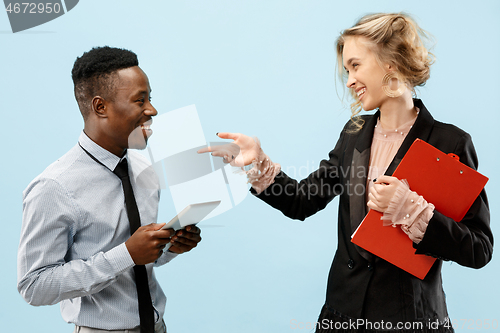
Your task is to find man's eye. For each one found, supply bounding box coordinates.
[148,96,152,102]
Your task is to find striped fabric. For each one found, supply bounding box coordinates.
[18,131,177,329]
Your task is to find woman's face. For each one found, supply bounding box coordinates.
[342,36,392,111]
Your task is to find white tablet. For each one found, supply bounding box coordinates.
[160,200,221,231]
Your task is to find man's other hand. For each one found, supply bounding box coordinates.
[168,225,202,254]
[125,223,173,265]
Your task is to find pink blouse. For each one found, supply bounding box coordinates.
[367,115,434,244]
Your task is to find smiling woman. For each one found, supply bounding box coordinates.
[336,13,435,132]
[198,12,493,333]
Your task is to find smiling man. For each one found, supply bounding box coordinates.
[17,46,201,333]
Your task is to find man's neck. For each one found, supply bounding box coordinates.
[83,127,126,157]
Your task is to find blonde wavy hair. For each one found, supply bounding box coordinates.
[336,13,435,131]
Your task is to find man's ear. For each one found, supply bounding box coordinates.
[91,96,107,118]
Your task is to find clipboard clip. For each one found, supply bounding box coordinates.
[447,153,460,161]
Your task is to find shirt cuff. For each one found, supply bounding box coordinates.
[106,243,136,275]
[246,149,281,195]
[155,250,179,266]
[381,179,435,244]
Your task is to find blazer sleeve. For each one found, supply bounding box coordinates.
[253,126,347,221]
[415,133,493,268]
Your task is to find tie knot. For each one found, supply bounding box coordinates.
[113,158,129,179]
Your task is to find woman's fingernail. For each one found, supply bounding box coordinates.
[216,132,219,136]
[373,178,377,182]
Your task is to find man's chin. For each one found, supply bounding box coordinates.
[128,141,148,150]
[128,129,149,150]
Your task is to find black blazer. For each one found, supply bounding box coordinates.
[255,99,493,324]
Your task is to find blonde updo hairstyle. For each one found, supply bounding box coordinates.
[336,13,435,130]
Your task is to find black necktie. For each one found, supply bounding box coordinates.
[113,158,155,333]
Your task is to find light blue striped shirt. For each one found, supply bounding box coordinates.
[18,131,177,329]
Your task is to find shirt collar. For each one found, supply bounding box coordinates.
[78,131,128,171]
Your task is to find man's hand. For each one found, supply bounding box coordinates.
[168,225,202,254]
[125,223,173,265]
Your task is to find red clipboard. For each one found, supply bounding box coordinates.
[351,139,488,279]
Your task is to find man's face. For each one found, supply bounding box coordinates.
[103,66,157,156]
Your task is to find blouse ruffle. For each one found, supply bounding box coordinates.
[246,149,281,195]
[381,179,435,244]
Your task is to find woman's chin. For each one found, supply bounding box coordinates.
[360,100,378,112]
[360,102,371,111]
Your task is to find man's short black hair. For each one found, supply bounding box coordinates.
[72,46,139,119]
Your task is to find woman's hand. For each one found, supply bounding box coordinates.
[367,175,404,213]
[197,132,261,167]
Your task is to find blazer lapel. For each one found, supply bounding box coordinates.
[385,99,435,176]
[349,112,378,261]
[349,148,371,234]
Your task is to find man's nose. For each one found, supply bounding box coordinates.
[145,104,158,117]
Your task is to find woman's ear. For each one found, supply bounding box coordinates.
[386,62,399,72]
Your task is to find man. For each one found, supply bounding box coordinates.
[17,46,201,333]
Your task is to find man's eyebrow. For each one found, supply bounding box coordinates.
[134,90,150,96]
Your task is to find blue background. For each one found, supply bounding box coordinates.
[1,1,499,332]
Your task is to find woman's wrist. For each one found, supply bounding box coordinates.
[246,149,281,195]
[381,179,434,244]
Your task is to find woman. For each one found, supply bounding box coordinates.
[199,13,492,332]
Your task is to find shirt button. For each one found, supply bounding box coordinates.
[367,263,373,271]
[347,259,355,269]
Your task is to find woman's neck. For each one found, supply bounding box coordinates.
[378,92,416,130]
